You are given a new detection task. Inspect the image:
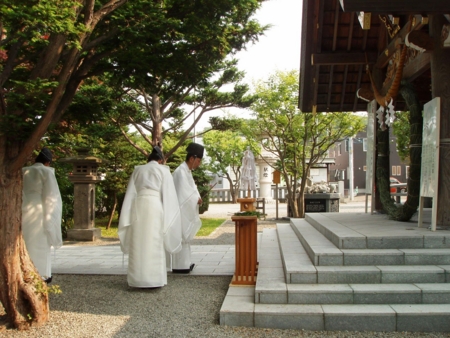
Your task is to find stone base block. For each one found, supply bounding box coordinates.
[67,228,101,241]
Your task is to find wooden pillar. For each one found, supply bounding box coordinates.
[231,216,258,285]
[372,66,384,212]
[430,15,450,226]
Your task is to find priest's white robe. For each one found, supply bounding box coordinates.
[22,163,63,279]
[119,161,182,287]
[171,162,202,270]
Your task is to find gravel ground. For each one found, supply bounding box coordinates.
[1,274,449,337]
[1,202,448,336]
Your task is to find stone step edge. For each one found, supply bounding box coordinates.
[290,219,343,266]
[256,282,450,305]
[254,228,285,303]
[289,265,450,284]
[290,220,450,266]
[304,213,367,249]
[220,297,450,332]
[276,223,316,283]
[304,213,450,250]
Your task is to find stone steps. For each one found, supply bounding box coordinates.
[276,223,316,283]
[291,218,450,266]
[253,303,450,332]
[283,283,450,305]
[305,213,450,249]
[220,214,450,332]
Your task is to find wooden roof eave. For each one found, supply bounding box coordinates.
[339,0,450,13]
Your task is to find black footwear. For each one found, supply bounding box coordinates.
[172,269,190,274]
[190,263,195,271]
[44,276,52,284]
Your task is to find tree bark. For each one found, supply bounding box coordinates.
[152,94,163,147]
[106,192,117,230]
[224,174,237,204]
[285,176,300,218]
[0,167,49,330]
[430,14,450,226]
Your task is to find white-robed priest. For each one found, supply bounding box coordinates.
[22,147,63,284]
[118,146,182,288]
[171,142,204,273]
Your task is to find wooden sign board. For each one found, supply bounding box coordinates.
[418,97,440,231]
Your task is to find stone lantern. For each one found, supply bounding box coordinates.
[60,148,104,241]
[256,144,277,203]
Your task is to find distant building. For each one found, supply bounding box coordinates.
[328,131,409,195]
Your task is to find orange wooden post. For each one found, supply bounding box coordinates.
[231,216,258,285]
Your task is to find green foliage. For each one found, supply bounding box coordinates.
[55,163,74,238]
[192,165,212,214]
[164,138,212,214]
[208,116,245,131]
[0,0,266,328]
[31,272,62,296]
[203,129,259,202]
[233,211,265,219]
[95,216,224,238]
[1,0,85,45]
[196,218,226,236]
[377,81,423,221]
[246,70,365,217]
[95,215,118,237]
[392,111,410,162]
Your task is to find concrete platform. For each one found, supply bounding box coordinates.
[52,244,236,276]
[220,210,450,332]
[306,213,450,249]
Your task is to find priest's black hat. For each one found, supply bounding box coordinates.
[36,147,52,163]
[148,146,164,161]
[186,142,204,159]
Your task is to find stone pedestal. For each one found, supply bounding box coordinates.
[304,193,340,213]
[67,228,101,241]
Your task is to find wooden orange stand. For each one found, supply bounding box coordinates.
[231,215,258,285]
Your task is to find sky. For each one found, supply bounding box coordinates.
[194,0,303,131]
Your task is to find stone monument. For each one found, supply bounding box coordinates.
[238,147,256,211]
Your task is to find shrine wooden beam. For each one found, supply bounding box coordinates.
[315,103,373,112]
[375,15,427,69]
[312,52,377,65]
[352,65,365,111]
[379,52,431,96]
[402,52,431,82]
[299,0,316,111]
[339,0,450,13]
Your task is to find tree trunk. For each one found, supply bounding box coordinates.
[430,14,450,226]
[0,168,49,330]
[376,125,392,213]
[283,174,300,218]
[152,94,163,147]
[225,175,238,203]
[297,179,307,218]
[232,189,238,204]
[106,192,117,230]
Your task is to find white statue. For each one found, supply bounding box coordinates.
[240,146,256,197]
